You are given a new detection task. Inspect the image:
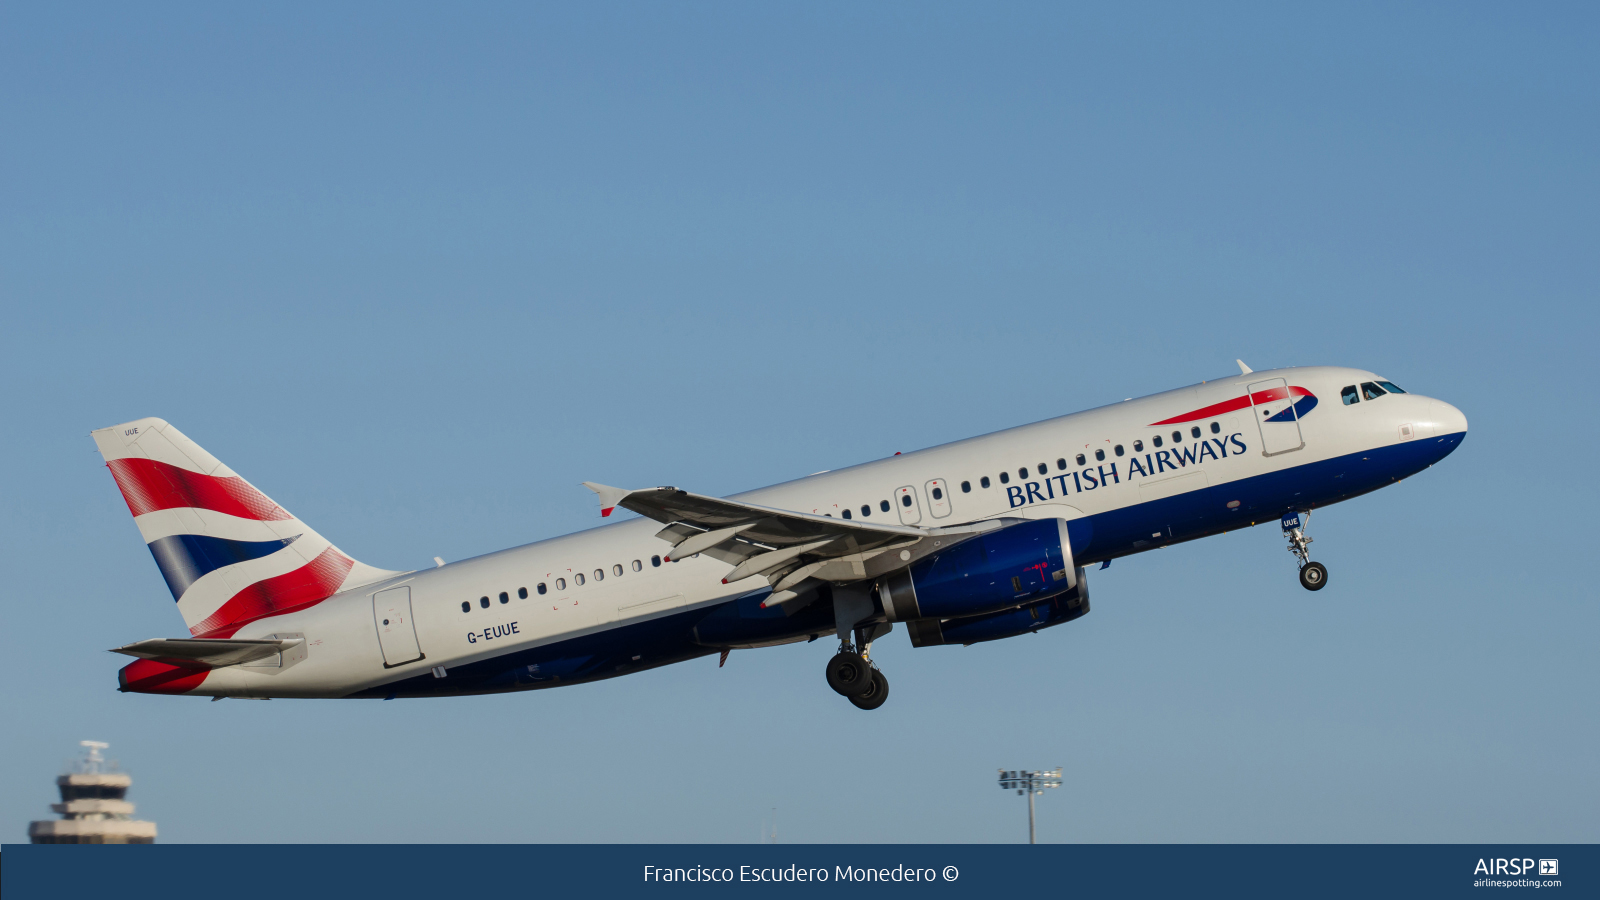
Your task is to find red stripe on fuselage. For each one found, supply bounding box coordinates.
[1149,386,1311,426]
[189,546,354,638]
[118,658,210,695]
[106,457,291,521]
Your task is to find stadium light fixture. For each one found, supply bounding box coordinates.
[997,767,1062,844]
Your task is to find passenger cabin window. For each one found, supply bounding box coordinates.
[574,573,585,586]
[1017,468,1028,480]
[1000,471,1010,484]
[1095,449,1105,462]
[1361,382,1386,401]
[1037,463,1047,475]
[980,476,991,488]
[537,583,548,595]
[632,560,642,572]
[594,569,604,581]
[651,556,661,567]
[1076,454,1086,466]
[901,494,913,507]
[480,596,490,608]
[499,591,509,604]
[960,481,971,493]
[1172,431,1182,443]
[461,601,470,613]
[1114,444,1124,456]
[880,500,891,512]
[613,564,624,576]
[931,486,944,500]
[841,509,852,519]
[1133,440,1143,452]
[518,587,528,599]
[1377,381,1407,394]
[1191,426,1202,439]
[1056,458,1066,470]
[1342,385,1359,405]
[1153,435,1163,447]
[1210,421,1221,434]
[557,577,567,589]
[861,504,871,516]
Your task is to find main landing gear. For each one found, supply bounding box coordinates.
[826,643,890,710]
[826,582,892,710]
[1283,511,1328,591]
[825,646,871,695]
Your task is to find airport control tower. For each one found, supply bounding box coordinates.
[28,741,157,844]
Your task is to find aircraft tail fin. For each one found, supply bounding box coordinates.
[90,418,400,637]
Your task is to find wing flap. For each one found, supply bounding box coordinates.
[586,482,1000,590]
[618,486,921,545]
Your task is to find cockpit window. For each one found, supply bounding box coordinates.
[1361,382,1386,401]
[1377,381,1406,394]
[1341,385,1359,406]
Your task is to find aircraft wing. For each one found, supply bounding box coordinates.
[582,482,993,603]
[110,637,303,669]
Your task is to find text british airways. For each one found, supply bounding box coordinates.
[1007,433,1248,509]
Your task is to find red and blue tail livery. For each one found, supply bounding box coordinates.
[92,418,396,693]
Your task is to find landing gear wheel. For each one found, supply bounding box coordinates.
[848,669,890,710]
[1299,561,1328,591]
[825,651,873,697]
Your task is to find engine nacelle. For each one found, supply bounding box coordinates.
[878,517,1077,622]
[904,570,1089,647]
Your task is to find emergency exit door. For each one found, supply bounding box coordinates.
[1247,377,1307,457]
[373,586,424,667]
[924,479,952,518]
[894,485,923,525]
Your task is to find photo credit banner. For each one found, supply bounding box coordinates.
[2,843,1594,898]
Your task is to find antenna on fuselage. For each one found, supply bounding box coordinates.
[1236,359,1253,375]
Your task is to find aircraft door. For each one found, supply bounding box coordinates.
[925,479,952,518]
[894,485,923,525]
[1247,377,1306,457]
[372,586,425,667]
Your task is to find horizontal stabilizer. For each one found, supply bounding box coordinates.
[110,637,303,670]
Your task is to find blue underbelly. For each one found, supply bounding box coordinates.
[1072,430,1466,563]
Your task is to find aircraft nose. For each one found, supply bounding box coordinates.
[1430,400,1468,436]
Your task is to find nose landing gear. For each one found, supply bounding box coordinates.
[1283,511,1328,591]
[1299,561,1328,590]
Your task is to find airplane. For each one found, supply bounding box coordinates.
[98,361,1466,710]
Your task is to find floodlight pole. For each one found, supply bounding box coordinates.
[998,768,1063,844]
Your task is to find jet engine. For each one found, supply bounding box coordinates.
[878,517,1078,622]
[902,570,1089,646]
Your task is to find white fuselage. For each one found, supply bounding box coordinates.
[188,366,1467,699]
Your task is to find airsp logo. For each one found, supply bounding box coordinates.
[1473,858,1550,876]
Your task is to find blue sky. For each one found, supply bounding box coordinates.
[1,2,1595,843]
